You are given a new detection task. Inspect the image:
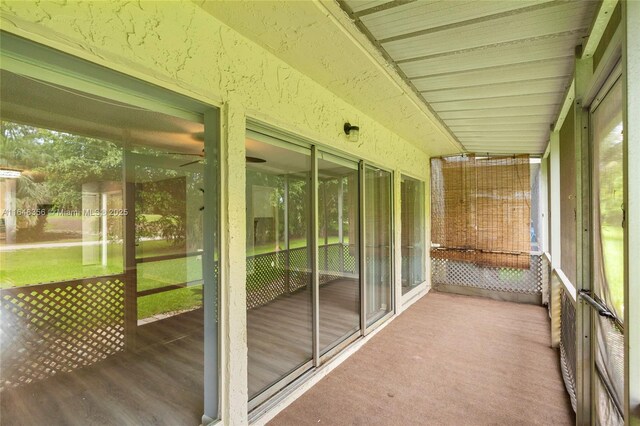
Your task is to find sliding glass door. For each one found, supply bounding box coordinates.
[317,152,360,354]
[244,136,396,406]
[364,166,393,326]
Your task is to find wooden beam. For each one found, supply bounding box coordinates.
[582,0,619,59]
[552,78,575,132]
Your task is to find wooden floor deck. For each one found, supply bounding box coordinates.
[0,279,360,426]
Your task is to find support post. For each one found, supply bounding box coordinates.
[218,100,248,424]
[540,153,550,305]
[101,192,108,267]
[122,150,137,351]
[574,46,593,426]
[549,131,562,348]
[284,175,290,293]
[622,0,640,422]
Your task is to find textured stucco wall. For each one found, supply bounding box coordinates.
[0,1,431,179]
[0,2,432,424]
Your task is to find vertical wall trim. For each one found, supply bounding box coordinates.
[202,109,220,424]
[359,161,367,334]
[622,0,640,422]
[425,162,431,295]
[574,48,593,426]
[311,146,320,366]
[394,170,403,313]
[550,132,562,270]
[549,132,562,348]
[219,100,248,425]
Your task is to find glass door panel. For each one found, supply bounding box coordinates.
[401,176,425,294]
[245,135,312,400]
[317,153,360,354]
[365,166,392,326]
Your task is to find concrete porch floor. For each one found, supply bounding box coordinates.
[269,291,574,425]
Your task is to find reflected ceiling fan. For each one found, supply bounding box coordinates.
[163,149,204,167]
[168,151,267,167]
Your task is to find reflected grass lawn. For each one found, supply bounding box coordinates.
[0,240,203,319]
[1,236,349,319]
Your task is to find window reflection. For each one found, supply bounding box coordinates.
[0,69,213,424]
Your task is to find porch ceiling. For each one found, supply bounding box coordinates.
[340,0,599,154]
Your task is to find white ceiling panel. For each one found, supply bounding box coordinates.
[339,0,599,154]
[438,105,558,120]
[449,123,550,132]
[420,77,567,103]
[382,2,595,61]
[398,32,582,77]
[445,116,552,126]
[412,57,573,91]
[360,0,549,40]
[343,0,393,14]
[431,93,559,111]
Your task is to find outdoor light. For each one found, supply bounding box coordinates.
[0,168,21,178]
[343,122,360,142]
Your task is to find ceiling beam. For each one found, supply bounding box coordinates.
[582,0,619,58]
[552,78,574,132]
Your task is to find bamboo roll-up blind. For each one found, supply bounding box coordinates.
[431,155,531,269]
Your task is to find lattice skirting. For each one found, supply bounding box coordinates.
[431,254,543,295]
[0,275,126,390]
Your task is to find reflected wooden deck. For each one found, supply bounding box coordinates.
[1,279,359,426]
[248,278,359,398]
